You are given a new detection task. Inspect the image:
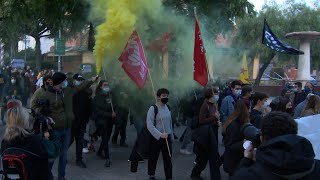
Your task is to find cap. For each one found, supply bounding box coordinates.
[73,73,85,81]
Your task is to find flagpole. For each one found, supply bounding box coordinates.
[147,69,172,158]
[141,30,171,157]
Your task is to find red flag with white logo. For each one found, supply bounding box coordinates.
[119,31,149,89]
[193,16,208,86]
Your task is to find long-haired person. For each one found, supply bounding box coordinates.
[191,88,221,180]
[222,100,249,176]
[301,95,320,117]
[1,100,48,179]
[92,80,116,168]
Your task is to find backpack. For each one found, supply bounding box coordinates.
[1,147,40,180]
[143,104,171,128]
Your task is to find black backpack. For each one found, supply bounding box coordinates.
[1,147,40,180]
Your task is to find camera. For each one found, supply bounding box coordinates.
[241,123,261,148]
[32,99,54,134]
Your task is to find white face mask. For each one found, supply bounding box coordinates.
[74,80,82,86]
[102,87,110,93]
[62,80,68,89]
[263,101,269,107]
[214,95,219,102]
[11,79,16,84]
[235,89,242,96]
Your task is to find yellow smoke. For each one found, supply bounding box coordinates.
[93,0,161,74]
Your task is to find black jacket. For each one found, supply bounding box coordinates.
[92,90,113,127]
[192,124,218,159]
[1,135,49,180]
[223,119,244,175]
[73,89,92,124]
[250,109,263,128]
[232,134,320,180]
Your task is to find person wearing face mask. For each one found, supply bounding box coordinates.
[37,72,96,180]
[1,75,22,125]
[70,74,93,168]
[240,85,253,111]
[191,88,221,180]
[92,80,116,168]
[250,92,269,129]
[146,88,173,180]
[220,80,242,124]
[30,75,53,111]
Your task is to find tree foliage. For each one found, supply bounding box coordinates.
[162,0,255,36]
[234,3,320,85]
[0,0,90,69]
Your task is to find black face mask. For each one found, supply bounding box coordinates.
[286,108,293,114]
[161,97,169,104]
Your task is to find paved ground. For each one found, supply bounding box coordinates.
[0,124,229,180]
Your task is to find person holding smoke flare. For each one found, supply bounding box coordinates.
[92,80,116,168]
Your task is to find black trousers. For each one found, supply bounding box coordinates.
[70,120,86,161]
[97,122,113,159]
[112,112,128,144]
[191,145,221,180]
[148,138,172,179]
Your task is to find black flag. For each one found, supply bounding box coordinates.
[262,19,304,55]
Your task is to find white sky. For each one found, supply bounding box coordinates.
[248,0,318,11]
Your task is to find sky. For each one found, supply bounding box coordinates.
[248,0,319,11]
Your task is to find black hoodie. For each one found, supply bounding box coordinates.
[232,134,320,180]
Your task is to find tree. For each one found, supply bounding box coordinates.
[163,0,255,36]
[0,0,90,70]
[234,3,320,85]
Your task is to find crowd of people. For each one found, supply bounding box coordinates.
[0,66,319,180]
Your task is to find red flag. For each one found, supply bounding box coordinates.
[193,16,208,86]
[119,31,149,89]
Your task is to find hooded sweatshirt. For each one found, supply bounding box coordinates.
[231,134,320,180]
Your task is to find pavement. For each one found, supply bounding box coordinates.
[0,123,229,180]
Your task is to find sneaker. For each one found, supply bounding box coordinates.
[180,149,192,155]
[149,175,156,180]
[105,159,112,167]
[120,143,129,147]
[76,160,87,168]
[82,148,89,154]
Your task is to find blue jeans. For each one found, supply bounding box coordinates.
[48,128,71,179]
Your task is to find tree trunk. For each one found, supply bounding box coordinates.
[254,53,276,86]
[35,36,41,71]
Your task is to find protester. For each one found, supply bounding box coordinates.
[112,80,130,147]
[301,95,320,117]
[1,75,22,125]
[35,72,95,180]
[220,80,242,124]
[30,75,53,111]
[293,81,306,108]
[93,80,116,168]
[1,100,48,179]
[147,88,173,180]
[240,85,253,110]
[270,96,293,115]
[222,100,249,176]
[71,74,93,168]
[191,88,221,180]
[231,111,320,180]
[250,92,269,128]
[294,93,314,119]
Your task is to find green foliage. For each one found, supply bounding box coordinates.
[162,0,255,36]
[234,4,320,85]
[0,0,90,69]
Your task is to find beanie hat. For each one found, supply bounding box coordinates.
[52,72,67,86]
